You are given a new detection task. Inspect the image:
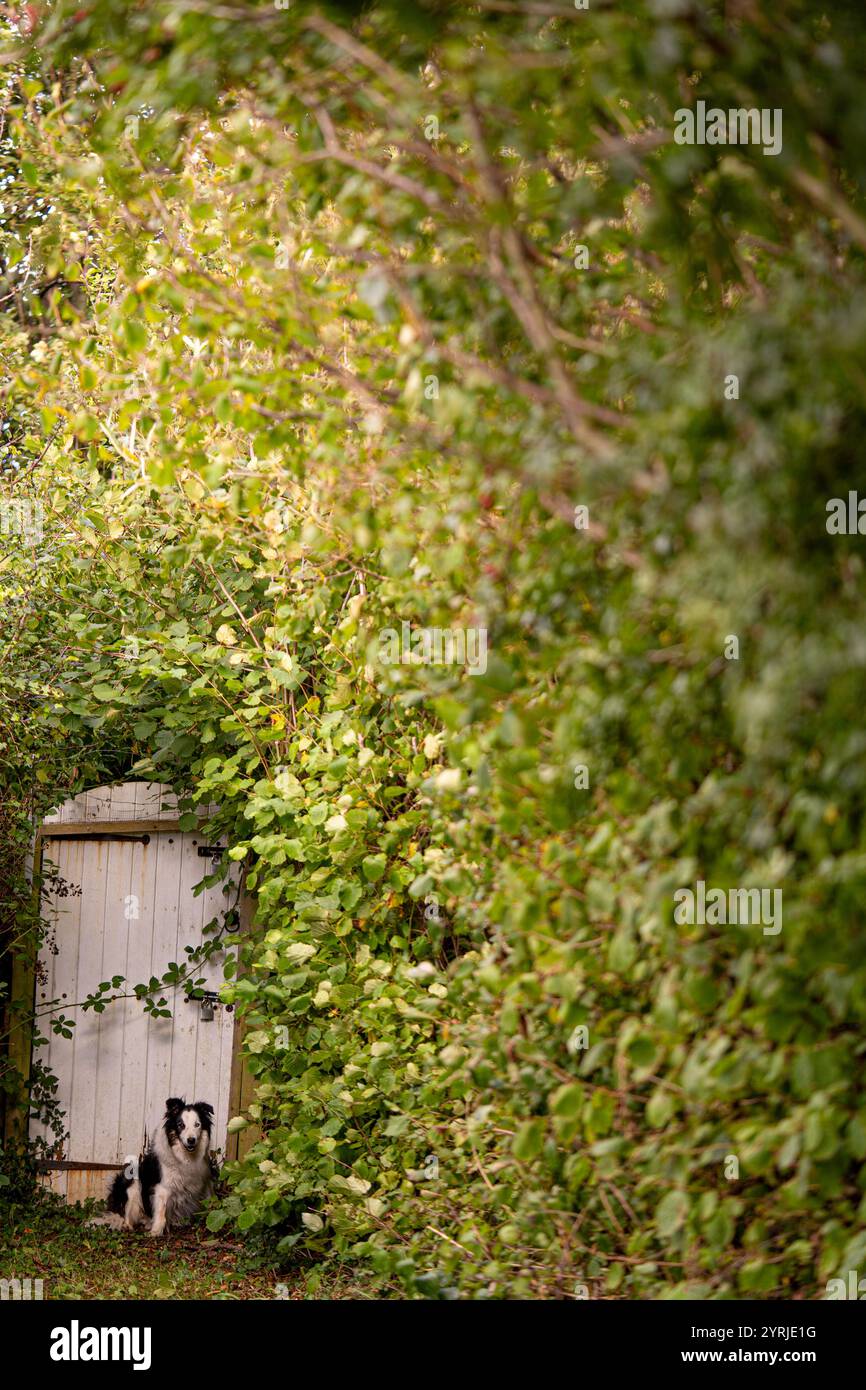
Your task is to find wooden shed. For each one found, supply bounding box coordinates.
[5,781,256,1202]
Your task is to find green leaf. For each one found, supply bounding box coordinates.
[512,1120,544,1162]
[655,1190,690,1240]
[361,854,386,882]
[549,1083,583,1119]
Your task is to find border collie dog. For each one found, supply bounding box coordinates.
[107,1098,214,1236]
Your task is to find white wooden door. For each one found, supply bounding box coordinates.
[31,783,238,1202]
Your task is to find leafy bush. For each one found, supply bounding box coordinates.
[2,0,866,1297]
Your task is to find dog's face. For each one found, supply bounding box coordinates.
[164,1098,214,1153]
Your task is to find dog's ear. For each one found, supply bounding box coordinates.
[166,1097,185,1113]
[194,1101,214,1121]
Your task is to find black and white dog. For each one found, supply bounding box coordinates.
[107,1098,215,1236]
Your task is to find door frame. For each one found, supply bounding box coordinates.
[3,811,258,1167]
[2,829,43,1150]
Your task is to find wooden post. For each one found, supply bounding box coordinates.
[225,880,261,1162]
[2,833,42,1148]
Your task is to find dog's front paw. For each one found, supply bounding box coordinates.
[148,1224,166,1238]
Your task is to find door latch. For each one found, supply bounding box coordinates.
[188,989,220,1022]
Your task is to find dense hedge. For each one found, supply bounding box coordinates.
[2,0,866,1296]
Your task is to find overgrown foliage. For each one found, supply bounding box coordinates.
[2,0,866,1298]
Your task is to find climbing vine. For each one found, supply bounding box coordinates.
[2,0,866,1298]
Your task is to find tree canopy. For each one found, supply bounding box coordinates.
[2,0,866,1298]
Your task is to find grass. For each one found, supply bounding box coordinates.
[0,1195,347,1301]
